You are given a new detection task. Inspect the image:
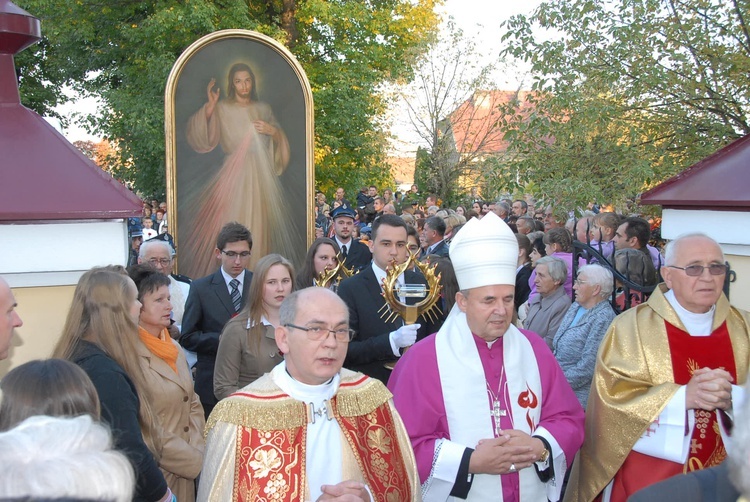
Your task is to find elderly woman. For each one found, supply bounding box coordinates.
[552,264,616,408]
[528,227,574,301]
[524,256,572,349]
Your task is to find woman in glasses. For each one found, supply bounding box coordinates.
[552,264,616,409]
[214,254,295,400]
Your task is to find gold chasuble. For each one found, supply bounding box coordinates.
[565,285,750,502]
[201,368,419,501]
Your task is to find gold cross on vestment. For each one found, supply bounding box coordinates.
[691,439,703,454]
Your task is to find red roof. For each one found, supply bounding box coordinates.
[640,134,750,210]
[0,0,141,222]
[446,90,536,155]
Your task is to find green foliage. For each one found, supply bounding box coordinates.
[15,0,438,196]
[499,0,750,212]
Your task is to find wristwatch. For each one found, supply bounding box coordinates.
[539,447,550,463]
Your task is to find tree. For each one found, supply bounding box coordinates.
[401,23,504,207]
[15,0,439,197]
[499,0,750,212]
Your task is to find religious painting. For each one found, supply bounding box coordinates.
[165,30,313,278]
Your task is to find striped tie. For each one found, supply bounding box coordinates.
[229,278,241,313]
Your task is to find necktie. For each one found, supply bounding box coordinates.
[341,245,348,259]
[229,278,241,313]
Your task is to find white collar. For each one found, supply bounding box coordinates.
[271,361,339,404]
[220,267,244,289]
[371,261,405,290]
[664,289,715,336]
[334,236,352,249]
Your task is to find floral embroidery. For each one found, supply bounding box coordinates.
[367,428,392,454]
[249,448,282,478]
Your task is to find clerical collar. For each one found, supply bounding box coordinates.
[664,289,714,337]
[273,361,339,404]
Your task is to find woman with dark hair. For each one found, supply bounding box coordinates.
[128,264,205,502]
[52,267,172,502]
[0,358,100,431]
[214,254,295,400]
[296,237,341,288]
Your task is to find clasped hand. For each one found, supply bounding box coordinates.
[685,367,733,411]
[469,430,544,475]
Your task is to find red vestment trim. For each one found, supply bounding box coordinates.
[608,321,735,501]
[231,397,412,501]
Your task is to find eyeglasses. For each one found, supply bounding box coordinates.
[221,250,251,258]
[668,264,727,277]
[147,258,172,266]
[284,324,356,342]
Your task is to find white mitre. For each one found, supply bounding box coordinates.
[449,211,518,290]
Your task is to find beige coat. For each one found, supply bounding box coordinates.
[213,320,282,400]
[137,339,205,502]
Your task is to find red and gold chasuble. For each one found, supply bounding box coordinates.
[609,321,735,501]
[223,375,413,502]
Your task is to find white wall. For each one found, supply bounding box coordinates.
[0,220,129,287]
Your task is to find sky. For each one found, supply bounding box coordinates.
[48,0,544,145]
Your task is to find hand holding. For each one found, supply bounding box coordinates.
[317,481,371,501]
[390,323,421,348]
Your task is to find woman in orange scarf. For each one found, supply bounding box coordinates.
[129,265,205,502]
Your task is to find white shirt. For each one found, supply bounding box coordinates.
[272,362,342,501]
[220,268,245,296]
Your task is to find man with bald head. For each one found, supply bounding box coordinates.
[0,277,23,360]
[566,233,750,501]
[200,287,419,501]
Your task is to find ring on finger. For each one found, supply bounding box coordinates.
[509,463,517,473]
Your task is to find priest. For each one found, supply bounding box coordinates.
[198,287,419,501]
[389,212,585,501]
[565,233,750,501]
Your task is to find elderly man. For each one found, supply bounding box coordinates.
[138,239,191,330]
[0,277,23,360]
[516,216,534,236]
[199,287,419,501]
[512,200,528,217]
[565,233,750,501]
[421,215,449,259]
[389,212,585,501]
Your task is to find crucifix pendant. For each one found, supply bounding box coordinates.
[491,399,506,436]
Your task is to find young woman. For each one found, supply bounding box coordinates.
[129,265,205,502]
[296,238,341,288]
[214,254,295,400]
[0,358,100,431]
[52,267,172,502]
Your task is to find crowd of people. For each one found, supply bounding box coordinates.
[1,183,749,502]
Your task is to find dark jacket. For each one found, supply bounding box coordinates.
[337,265,433,384]
[71,340,167,502]
[628,462,738,502]
[515,263,532,310]
[339,239,372,272]
[180,268,252,416]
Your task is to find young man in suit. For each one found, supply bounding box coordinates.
[331,205,372,272]
[337,214,430,384]
[180,221,253,418]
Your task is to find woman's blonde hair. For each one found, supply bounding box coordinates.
[52,266,162,458]
[226,254,295,349]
